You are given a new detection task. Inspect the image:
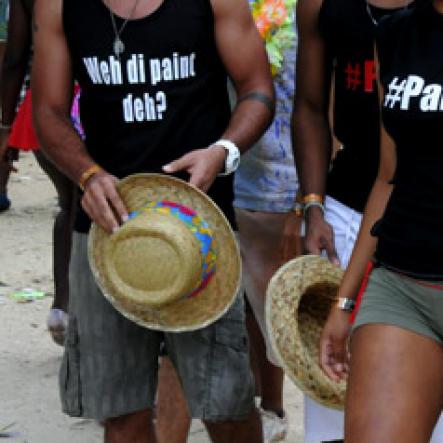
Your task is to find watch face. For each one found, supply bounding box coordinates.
[225,147,240,174]
[338,298,355,312]
[230,153,240,170]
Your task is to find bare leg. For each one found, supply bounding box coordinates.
[155,356,191,443]
[0,42,11,209]
[245,304,263,397]
[0,148,14,211]
[236,209,285,414]
[34,151,76,345]
[105,409,157,443]
[0,160,10,194]
[246,306,284,413]
[204,409,263,443]
[34,151,76,312]
[346,325,443,443]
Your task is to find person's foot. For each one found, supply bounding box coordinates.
[47,308,68,346]
[0,194,10,212]
[259,407,288,443]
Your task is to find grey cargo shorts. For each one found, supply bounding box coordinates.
[60,233,255,421]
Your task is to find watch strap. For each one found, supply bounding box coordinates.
[336,297,356,312]
[212,139,240,176]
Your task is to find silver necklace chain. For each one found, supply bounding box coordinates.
[109,0,141,58]
[365,1,410,27]
[366,1,378,25]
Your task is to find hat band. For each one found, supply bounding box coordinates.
[128,201,217,298]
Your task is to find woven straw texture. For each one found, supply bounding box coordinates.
[88,174,241,332]
[266,255,346,409]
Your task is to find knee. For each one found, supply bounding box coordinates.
[105,409,153,443]
[203,409,263,443]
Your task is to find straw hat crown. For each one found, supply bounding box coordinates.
[104,210,203,308]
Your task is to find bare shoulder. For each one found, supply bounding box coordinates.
[298,0,324,15]
[297,0,324,31]
[209,0,252,22]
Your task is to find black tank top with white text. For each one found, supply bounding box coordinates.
[63,0,234,232]
[373,3,443,278]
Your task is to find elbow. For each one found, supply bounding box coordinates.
[237,73,275,105]
[32,104,63,144]
[32,104,48,145]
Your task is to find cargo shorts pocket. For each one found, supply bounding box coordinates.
[59,317,82,417]
[214,319,248,352]
[206,318,254,420]
[214,296,248,352]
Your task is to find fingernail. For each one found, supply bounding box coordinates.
[122,214,129,223]
[163,164,171,172]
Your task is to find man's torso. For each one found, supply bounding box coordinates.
[63,0,235,231]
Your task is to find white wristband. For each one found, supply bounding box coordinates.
[212,139,240,176]
[213,139,238,153]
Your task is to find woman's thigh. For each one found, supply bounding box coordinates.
[346,324,443,443]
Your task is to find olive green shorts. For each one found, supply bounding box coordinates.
[60,233,255,421]
[353,266,443,345]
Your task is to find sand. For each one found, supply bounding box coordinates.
[0,153,304,443]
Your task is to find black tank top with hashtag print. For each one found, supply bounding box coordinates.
[63,0,234,232]
[319,0,403,213]
[373,2,443,279]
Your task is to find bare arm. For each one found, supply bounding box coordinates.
[32,0,127,232]
[164,0,274,190]
[291,0,339,263]
[336,123,395,300]
[292,0,332,198]
[32,0,88,182]
[211,0,274,152]
[320,78,396,381]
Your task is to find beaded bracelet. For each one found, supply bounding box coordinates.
[302,193,324,205]
[292,201,304,217]
[79,164,102,191]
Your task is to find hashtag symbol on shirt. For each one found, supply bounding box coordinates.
[344,63,362,91]
[384,77,406,108]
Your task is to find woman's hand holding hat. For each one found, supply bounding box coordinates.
[319,306,351,382]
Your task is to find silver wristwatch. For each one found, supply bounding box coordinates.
[336,297,356,312]
[212,139,241,176]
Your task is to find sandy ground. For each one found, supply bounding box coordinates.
[0,153,304,443]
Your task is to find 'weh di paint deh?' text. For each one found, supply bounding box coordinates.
[82,52,197,122]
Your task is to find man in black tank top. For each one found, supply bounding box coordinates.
[31,0,274,442]
[291,0,413,442]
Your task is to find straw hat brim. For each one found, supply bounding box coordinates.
[88,173,241,332]
[265,255,346,409]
